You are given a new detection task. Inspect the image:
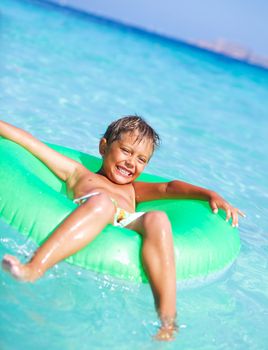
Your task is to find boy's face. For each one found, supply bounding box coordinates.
[99,131,153,185]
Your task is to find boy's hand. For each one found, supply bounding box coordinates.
[208,192,246,227]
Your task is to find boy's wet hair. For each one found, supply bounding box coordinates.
[103,115,160,151]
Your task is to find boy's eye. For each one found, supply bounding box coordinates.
[138,157,147,164]
[121,147,130,154]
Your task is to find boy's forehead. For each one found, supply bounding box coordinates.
[119,131,153,152]
[120,131,150,144]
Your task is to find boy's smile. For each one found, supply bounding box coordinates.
[99,131,153,184]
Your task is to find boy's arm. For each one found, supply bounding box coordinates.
[0,120,82,181]
[133,180,245,227]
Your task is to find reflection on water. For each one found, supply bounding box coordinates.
[1,0,268,349]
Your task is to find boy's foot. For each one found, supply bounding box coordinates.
[154,324,178,341]
[2,254,35,282]
[154,317,178,341]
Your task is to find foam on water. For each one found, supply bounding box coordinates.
[1,1,268,349]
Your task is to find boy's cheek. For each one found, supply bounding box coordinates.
[136,165,146,176]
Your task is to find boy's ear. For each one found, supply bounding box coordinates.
[99,138,108,156]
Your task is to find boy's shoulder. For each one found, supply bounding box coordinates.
[133,181,167,202]
[67,163,93,183]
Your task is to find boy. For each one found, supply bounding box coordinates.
[0,116,244,341]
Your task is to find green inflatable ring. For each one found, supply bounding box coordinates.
[0,139,240,284]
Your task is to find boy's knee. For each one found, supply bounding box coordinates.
[83,192,115,216]
[143,211,169,227]
[143,211,171,240]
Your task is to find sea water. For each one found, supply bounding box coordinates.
[0,0,268,349]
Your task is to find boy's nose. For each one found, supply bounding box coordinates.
[125,157,135,168]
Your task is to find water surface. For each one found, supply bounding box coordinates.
[1,1,268,349]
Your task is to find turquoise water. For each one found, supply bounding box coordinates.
[1,0,268,349]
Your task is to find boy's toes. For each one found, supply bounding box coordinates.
[154,326,176,341]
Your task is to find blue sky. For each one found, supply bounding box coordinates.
[50,0,268,57]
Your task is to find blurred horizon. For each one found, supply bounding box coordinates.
[45,0,268,69]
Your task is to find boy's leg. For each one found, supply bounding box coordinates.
[126,211,177,340]
[2,192,115,282]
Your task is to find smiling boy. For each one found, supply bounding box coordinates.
[0,116,244,341]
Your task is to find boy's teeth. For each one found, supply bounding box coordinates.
[118,166,131,176]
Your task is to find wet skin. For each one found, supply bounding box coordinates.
[0,120,245,341]
[67,131,153,212]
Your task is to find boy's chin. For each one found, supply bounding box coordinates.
[111,174,137,185]
[113,177,134,185]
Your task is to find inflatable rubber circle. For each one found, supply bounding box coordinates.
[0,139,240,284]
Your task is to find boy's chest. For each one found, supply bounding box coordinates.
[68,171,136,211]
